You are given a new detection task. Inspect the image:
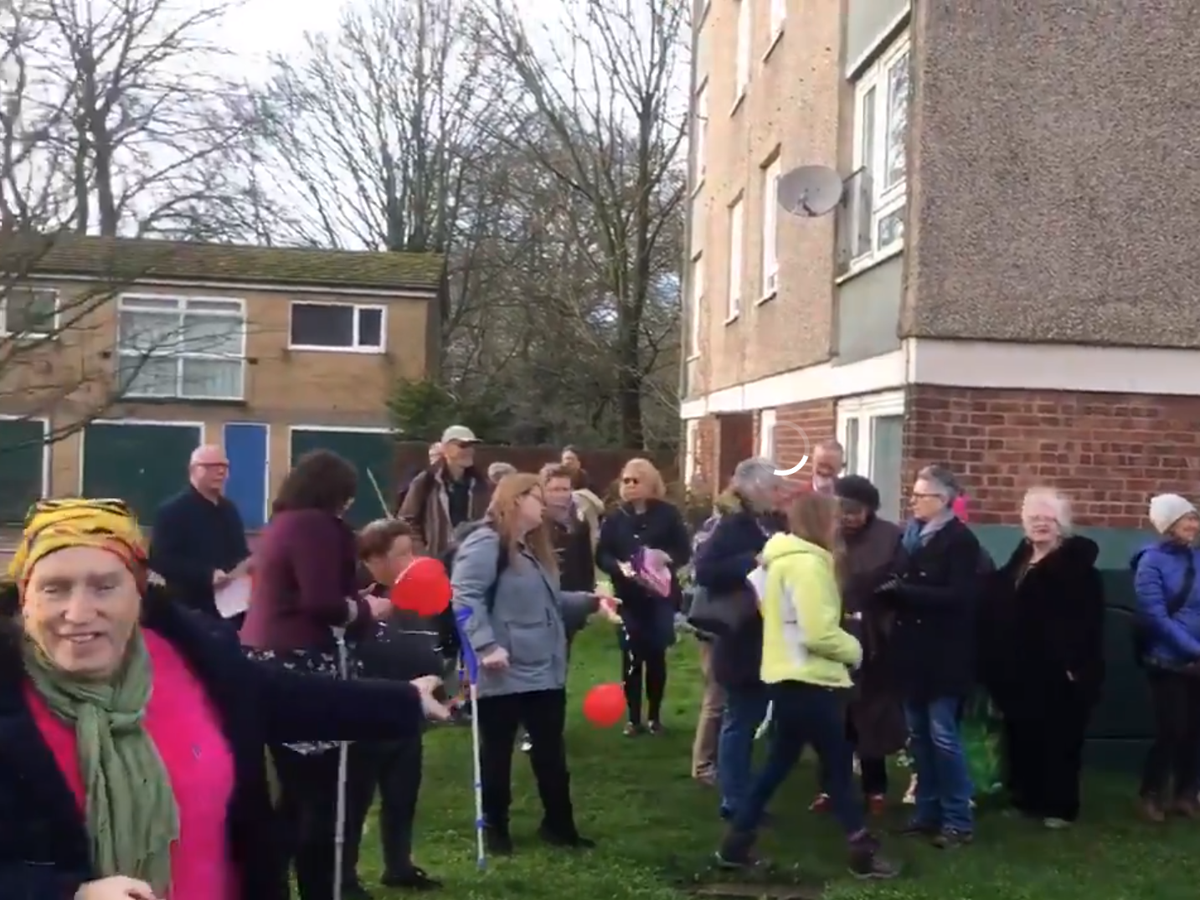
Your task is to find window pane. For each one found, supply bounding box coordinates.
[859,86,876,171]
[183,313,242,356]
[884,51,910,189]
[870,414,904,521]
[356,308,383,348]
[5,288,56,335]
[119,310,181,354]
[844,417,860,474]
[118,355,178,396]
[878,206,905,248]
[181,358,243,399]
[291,304,354,347]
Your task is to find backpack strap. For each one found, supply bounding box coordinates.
[482,526,510,615]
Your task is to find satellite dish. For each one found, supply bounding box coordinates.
[776,165,845,218]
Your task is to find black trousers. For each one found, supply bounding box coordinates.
[342,738,423,884]
[1004,693,1091,821]
[1141,668,1200,801]
[477,688,575,833]
[844,718,889,797]
[272,746,342,900]
[621,647,667,725]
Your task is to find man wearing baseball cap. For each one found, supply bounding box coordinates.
[399,425,490,559]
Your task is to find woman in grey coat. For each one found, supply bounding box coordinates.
[451,472,607,855]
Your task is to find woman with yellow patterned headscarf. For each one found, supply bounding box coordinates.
[0,498,449,900]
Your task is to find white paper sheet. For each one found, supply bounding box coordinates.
[214,575,251,619]
[746,565,768,604]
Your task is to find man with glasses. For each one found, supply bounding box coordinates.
[149,444,252,626]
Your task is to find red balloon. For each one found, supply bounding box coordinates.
[389,556,452,617]
[582,683,627,728]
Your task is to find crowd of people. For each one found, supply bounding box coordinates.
[1,423,1199,899]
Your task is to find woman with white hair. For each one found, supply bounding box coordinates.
[978,488,1104,829]
[877,464,982,847]
[693,457,787,821]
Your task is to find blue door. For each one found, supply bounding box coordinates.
[223,423,268,529]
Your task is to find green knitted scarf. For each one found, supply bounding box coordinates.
[23,629,179,894]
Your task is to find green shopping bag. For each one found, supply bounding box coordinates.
[961,696,1004,796]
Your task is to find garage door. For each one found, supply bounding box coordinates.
[82,422,202,524]
[0,418,46,525]
[289,428,394,527]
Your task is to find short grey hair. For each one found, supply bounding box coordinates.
[815,439,844,456]
[487,461,517,482]
[731,456,780,496]
[917,464,961,501]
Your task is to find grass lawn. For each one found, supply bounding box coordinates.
[356,625,1200,900]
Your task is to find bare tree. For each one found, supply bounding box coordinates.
[477,0,689,448]
[250,0,518,338]
[41,0,250,236]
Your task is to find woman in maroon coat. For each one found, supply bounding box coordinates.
[241,450,394,900]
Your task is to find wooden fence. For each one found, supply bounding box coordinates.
[393,442,675,503]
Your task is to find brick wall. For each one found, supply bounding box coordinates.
[905,386,1200,528]
[760,399,837,485]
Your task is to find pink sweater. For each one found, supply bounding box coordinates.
[26,631,237,900]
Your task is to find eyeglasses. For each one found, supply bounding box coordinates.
[910,492,940,500]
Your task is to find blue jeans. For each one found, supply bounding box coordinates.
[732,682,865,837]
[717,684,768,817]
[905,697,974,833]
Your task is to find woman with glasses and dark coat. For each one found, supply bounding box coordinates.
[596,458,690,735]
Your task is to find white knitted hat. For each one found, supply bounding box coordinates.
[1149,493,1197,534]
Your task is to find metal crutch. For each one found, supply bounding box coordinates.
[333,626,350,900]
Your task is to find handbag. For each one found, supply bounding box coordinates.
[686,583,756,637]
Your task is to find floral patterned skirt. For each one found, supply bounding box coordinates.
[243,643,363,755]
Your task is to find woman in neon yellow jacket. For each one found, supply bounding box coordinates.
[716,493,898,880]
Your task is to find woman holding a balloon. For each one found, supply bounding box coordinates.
[450,473,612,856]
[595,458,691,736]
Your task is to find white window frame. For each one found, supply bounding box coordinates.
[759,408,776,460]
[288,301,387,353]
[688,255,703,358]
[1,286,60,338]
[690,196,704,260]
[694,82,708,183]
[768,0,786,45]
[734,0,751,105]
[116,294,247,401]
[727,197,744,322]
[837,390,905,481]
[760,157,781,300]
[851,32,910,265]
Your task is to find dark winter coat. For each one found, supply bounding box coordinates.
[0,590,423,900]
[596,500,691,654]
[840,515,908,757]
[979,535,1106,718]
[883,516,983,701]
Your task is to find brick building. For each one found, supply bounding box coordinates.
[0,235,442,530]
[681,0,1200,537]
[680,0,1200,759]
